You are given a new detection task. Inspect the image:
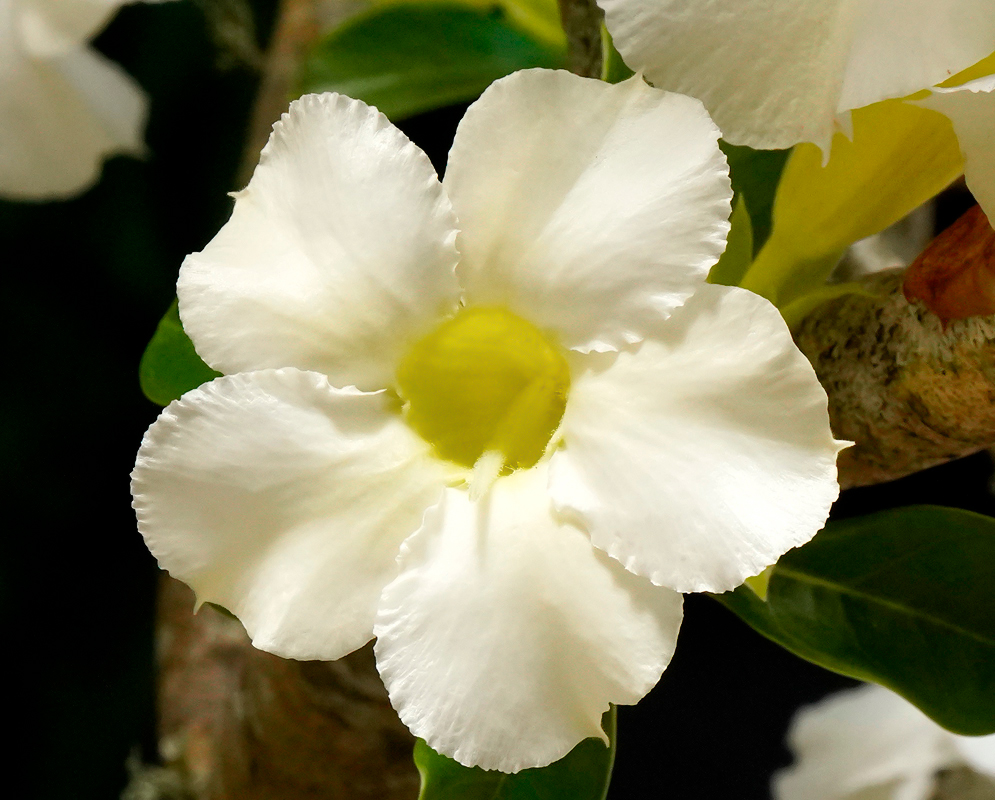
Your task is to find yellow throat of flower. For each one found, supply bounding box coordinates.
[395,305,570,474]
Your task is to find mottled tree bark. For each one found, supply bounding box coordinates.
[151,576,419,800]
[796,207,995,489]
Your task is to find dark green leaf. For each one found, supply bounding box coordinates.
[415,708,615,800]
[296,4,567,121]
[707,195,753,287]
[716,506,995,735]
[719,141,791,255]
[139,299,220,406]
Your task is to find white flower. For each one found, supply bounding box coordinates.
[131,69,845,772]
[597,0,995,152]
[0,0,172,200]
[776,684,995,800]
[917,74,995,222]
[598,1,995,224]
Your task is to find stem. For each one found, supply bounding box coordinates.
[557,0,604,78]
[235,0,322,187]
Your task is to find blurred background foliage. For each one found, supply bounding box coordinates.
[8,1,995,798]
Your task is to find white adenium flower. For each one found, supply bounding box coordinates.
[597,0,995,151]
[0,0,171,199]
[917,74,995,221]
[131,69,845,772]
[597,0,995,222]
[776,684,995,800]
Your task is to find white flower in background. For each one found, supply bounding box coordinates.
[776,684,995,800]
[131,69,845,772]
[917,73,995,221]
[597,0,995,151]
[0,0,172,200]
[597,0,995,225]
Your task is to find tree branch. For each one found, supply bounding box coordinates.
[236,0,321,187]
[795,206,995,489]
[147,576,419,800]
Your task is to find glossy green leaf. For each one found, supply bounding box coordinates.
[415,708,616,800]
[139,299,219,406]
[707,195,753,287]
[716,506,995,735]
[296,4,567,122]
[719,141,791,255]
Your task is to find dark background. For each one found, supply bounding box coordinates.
[6,3,993,798]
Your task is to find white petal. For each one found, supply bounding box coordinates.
[18,0,126,56]
[17,0,177,56]
[774,685,954,800]
[178,93,460,392]
[838,3,995,114]
[0,18,147,199]
[918,75,995,222]
[598,0,995,150]
[374,465,683,772]
[132,368,451,662]
[444,70,730,352]
[953,734,995,778]
[549,284,844,594]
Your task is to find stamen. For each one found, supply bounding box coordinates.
[469,450,504,501]
[395,306,570,471]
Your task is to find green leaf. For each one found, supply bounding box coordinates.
[415,708,616,800]
[600,26,634,84]
[778,280,876,331]
[719,141,791,256]
[296,4,567,122]
[373,0,566,50]
[139,299,220,406]
[707,195,753,287]
[716,506,995,735]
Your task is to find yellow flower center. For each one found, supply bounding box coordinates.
[395,306,570,472]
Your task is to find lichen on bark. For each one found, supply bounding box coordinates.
[796,207,995,489]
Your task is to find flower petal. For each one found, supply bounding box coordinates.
[774,685,954,800]
[918,75,995,223]
[953,733,995,778]
[0,21,147,199]
[18,0,127,56]
[132,368,451,661]
[550,283,844,594]
[178,93,461,392]
[838,3,995,116]
[374,465,683,772]
[444,69,730,353]
[598,0,995,150]
[18,1,178,56]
